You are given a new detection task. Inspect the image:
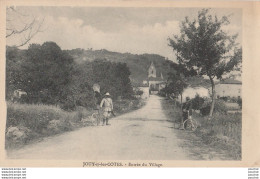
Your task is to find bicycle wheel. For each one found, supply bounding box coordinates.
[183,119,198,131]
[191,119,198,131]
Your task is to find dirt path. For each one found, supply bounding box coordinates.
[7,95,188,160]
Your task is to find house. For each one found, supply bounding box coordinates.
[215,79,242,98]
[142,62,166,94]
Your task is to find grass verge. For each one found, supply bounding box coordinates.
[161,98,241,160]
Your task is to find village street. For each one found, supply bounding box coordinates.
[7,95,189,160]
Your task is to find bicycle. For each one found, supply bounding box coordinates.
[81,109,102,126]
[90,110,101,126]
[183,115,198,132]
[173,111,198,132]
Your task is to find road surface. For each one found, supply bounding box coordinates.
[7,95,188,160]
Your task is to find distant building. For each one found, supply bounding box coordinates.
[143,62,166,94]
[215,79,242,98]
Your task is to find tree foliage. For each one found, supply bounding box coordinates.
[6,42,134,111]
[62,59,134,110]
[6,47,26,99]
[166,72,187,97]
[91,59,133,99]
[168,9,242,117]
[162,71,188,105]
[21,42,73,104]
[191,94,205,110]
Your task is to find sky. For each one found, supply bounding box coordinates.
[6,7,242,61]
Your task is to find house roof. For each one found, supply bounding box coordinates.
[220,79,242,84]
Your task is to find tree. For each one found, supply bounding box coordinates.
[21,42,73,104]
[168,9,242,118]
[113,62,133,98]
[91,59,133,99]
[6,6,44,47]
[60,61,96,110]
[6,46,27,100]
[165,71,188,105]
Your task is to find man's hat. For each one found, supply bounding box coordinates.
[105,92,110,96]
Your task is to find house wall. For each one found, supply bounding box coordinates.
[215,84,242,98]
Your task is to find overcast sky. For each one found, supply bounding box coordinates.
[7,7,242,61]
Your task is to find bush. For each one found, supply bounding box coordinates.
[200,99,228,116]
[135,90,144,96]
[237,97,242,109]
[219,96,228,102]
[158,91,166,97]
[230,97,238,103]
[200,105,211,116]
[192,94,205,110]
[214,99,228,113]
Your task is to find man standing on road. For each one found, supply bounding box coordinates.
[100,92,113,125]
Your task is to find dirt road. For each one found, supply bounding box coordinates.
[7,95,188,160]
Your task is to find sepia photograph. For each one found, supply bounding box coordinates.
[4,6,243,161]
[2,0,259,169]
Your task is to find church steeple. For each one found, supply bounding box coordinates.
[148,61,156,78]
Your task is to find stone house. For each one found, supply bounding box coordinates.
[215,79,242,98]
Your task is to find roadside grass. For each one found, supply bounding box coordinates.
[113,98,146,115]
[193,112,241,160]
[162,98,241,160]
[5,102,91,149]
[5,98,145,150]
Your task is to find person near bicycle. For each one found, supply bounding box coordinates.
[100,92,113,125]
[181,96,193,129]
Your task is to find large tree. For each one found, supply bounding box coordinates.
[168,9,242,118]
[21,42,74,104]
[91,59,133,99]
